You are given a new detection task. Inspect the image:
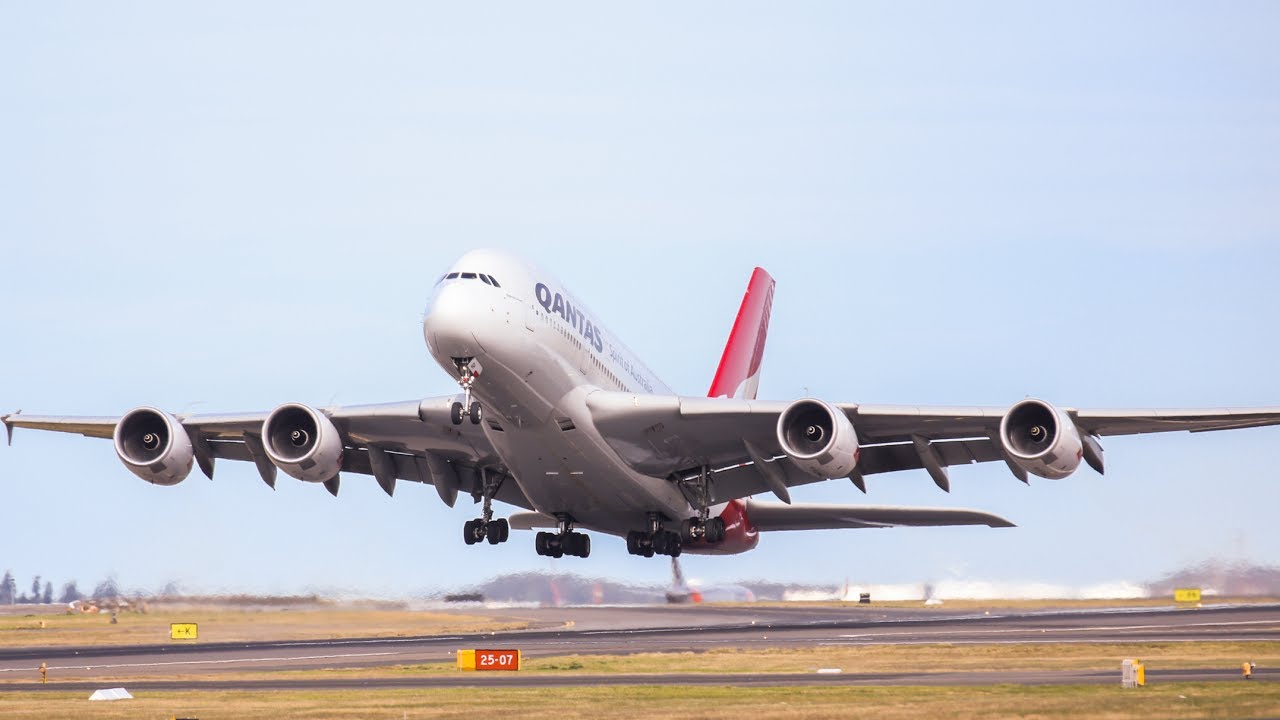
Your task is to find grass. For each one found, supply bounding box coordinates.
[513,641,1280,675]
[0,608,527,647]
[0,684,1277,719]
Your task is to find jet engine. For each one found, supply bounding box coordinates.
[262,403,344,482]
[998,398,1083,479]
[776,399,859,478]
[113,407,194,485]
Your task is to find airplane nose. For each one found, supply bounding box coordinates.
[423,283,487,359]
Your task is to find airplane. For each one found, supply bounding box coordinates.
[6,248,1280,560]
[665,557,755,604]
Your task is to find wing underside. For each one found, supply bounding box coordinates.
[2,399,530,509]
[584,390,1280,504]
[742,499,1015,530]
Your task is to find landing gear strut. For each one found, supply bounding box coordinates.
[535,514,591,558]
[675,465,726,545]
[627,513,683,558]
[450,357,483,426]
[463,469,509,546]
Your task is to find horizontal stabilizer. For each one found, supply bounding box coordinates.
[744,499,1014,531]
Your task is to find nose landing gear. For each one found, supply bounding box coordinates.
[450,357,484,426]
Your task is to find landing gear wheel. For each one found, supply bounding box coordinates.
[668,531,682,557]
[486,518,509,544]
[680,519,698,544]
[562,532,590,558]
[626,531,643,555]
[707,517,726,544]
[469,402,483,425]
[463,519,482,545]
[450,402,464,426]
[535,531,551,556]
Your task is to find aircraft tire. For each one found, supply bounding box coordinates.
[708,517,726,544]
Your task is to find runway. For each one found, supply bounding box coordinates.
[0,603,1275,689]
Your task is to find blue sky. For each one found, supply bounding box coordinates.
[1,2,1277,596]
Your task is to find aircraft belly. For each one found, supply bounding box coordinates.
[487,421,688,530]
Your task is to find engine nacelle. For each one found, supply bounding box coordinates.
[262,403,344,483]
[999,398,1083,479]
[113,407,194,486]
[776,399,860,478]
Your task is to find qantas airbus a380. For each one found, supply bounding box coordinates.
[6,249,1280,560]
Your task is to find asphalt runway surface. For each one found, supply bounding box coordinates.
[0,603,1275,690]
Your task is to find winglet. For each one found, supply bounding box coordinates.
[708,268,775,400]
[2,410,19,446]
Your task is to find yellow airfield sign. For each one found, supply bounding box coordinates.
[170,623,199,640]
[1174,588,1202,603]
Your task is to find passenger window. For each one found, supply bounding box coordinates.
[461,272,477,279]
[479,274,493,285]
[446,272,460,279]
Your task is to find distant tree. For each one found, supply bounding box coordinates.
[0,571,13,605]
[30,576,41,603]
[42,581,53,604]
[92,576,120,599]
[59,581,82,604]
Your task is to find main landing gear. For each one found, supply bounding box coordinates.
[535,514,591,559]
[680,516,726,545]
[450,357,483,426]
[627,513,692,558]
[647,465,724,555]
[463,469,510,546]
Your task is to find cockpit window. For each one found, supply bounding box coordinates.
[486,275,501,287]
[461,272,477,279]
[446,272,460,279]
[479,274,493,285]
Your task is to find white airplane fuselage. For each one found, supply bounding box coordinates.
[422,249,749,550]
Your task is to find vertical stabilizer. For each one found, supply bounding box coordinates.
[708,267,775,399]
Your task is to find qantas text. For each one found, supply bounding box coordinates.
[535,282,605,353]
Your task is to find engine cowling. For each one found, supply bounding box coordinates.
[775,399,859,478]
[998,398,1083,479]
[113,407,194,485]
[262,403,344,482]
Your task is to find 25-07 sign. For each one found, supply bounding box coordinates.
[475,649,520,670]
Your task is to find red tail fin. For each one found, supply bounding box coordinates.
[708,267,775,399]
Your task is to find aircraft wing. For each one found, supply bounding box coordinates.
[2,398,528,508]
[742,499,1015,530]
[585,391,1280,500]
